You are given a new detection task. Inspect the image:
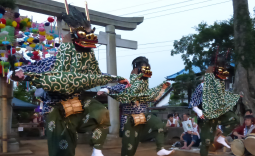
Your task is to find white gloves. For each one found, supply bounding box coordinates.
[99,88,110,94]
[193,106,203,117]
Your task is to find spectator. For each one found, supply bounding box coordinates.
[174,113,180,127]
[166,114,177,127]
[244,109,255,123]
[191,118,199,133]
[180,114,200,150]
[233,115,254,139]
[245,109,253,116]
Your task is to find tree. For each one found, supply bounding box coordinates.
[170,71,201,105]
[171,19,235,72]
[171,4,255,113]
[13,81,36,104]
[232,0,255,114]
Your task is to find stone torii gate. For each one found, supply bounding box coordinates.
[15,0,143,141]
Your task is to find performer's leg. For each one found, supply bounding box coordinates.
[218,111,239,136]
[46,107,78,156]
[141,114,174,155]
[77,97,110,156]
[198,119,217,156]
[121,116,141,156]
[216,111,239,148]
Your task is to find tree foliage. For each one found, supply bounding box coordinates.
[170,71,201,105]
[171,17,255,71]
[13,82,36,104]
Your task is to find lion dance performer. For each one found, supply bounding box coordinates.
[98,56,174,156]
[189,54,243,156]
[8,4,126,156]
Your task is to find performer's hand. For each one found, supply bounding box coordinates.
[200,115,205,119]
[15,70,24,78]
[119,79,131,88]
[97,91,105,96]
[162,82,171,89]
[8,70,25,81]
[119,79,129,84]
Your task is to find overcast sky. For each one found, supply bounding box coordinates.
[19,0,255,88]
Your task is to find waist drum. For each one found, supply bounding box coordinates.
[61,97,83,117]
[131,113,146,126]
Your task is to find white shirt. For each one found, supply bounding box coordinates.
[168,119,176,126]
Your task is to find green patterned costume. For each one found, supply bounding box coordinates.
[106,74,167,156]
[202,73,240,119]
[25,43,124,94]
[108,73,165,103]
[190,73,240,156]
[19,43,125,156]
[46,96,110,156]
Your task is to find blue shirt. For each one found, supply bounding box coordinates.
[188,83,203,108]
[103,84,126,94]
[20,56,56,73]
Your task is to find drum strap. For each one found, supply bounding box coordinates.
[247,125,255,136]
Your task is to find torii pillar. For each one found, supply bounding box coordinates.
[97,26,138,135]
[106,25,119,134]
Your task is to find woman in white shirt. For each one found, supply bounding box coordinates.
[166,114,178,127]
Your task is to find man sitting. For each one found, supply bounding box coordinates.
[166,114,178,127]
[232,115,254,139]
[231,115,255,156]
[180,113,200,150]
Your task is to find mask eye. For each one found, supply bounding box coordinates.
[77,31,86,38]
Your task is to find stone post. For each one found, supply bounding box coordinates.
[105,25,120,135]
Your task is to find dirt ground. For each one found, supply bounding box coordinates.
[3,139,232,156]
